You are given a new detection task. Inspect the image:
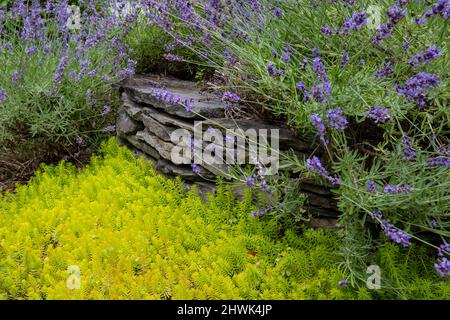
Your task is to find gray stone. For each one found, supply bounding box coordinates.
[203,118,315,152]
[120,75,226,119]
[125,134,161,160]
[116,108,142,135]
[136,130,175,161]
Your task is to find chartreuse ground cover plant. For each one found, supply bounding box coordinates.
[134,0,450,293]
[0,139,353,300]
[0,139,448,300]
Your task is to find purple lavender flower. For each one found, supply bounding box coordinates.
[428,146,450,168]
[25,46,38,57]
[245,175,256,188]
[296,82,310,101]
[373,23,394,45]
[383,223,412,247]
[223,50,237,64]
[415,16,428,25]
[388,5,407,23]
[151,87,194,112]
[327,108,348,130]
[384,184,414,194]
[376,61,393,80]
[306,156,329,178]
[435,243,450,277]
[312,47,321,58]
[369,212,412,247]
[306,156,341,185]
[310,114,328,144]
[54,55,69,87]
[300,58,308,69]
[273,8,283,17]
[0,89,6,103]
[267,62,284,78]
[88,67,99,77]
[282,44,292,63]
[321,25,333,36]
[164,53,184,62]
[400,136,416,161]
[191,164,201,174]
[367,180,378,193]
[101,125,116,134]
[396,72,440,108]
[425,0,450,19]
[251,204,275,217]
[402,42,410,53]
[338,280,347,287]
[12,70,19,84]
[366,106,392,124]
[409,46,442,67]
[431,219,438,228]
[350,11,367,30]
[222,92,241,103]
[101,105,111,117]
[341,50,349,67]
[312,57,326,77]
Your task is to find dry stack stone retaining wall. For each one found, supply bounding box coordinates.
[115,75,339,226]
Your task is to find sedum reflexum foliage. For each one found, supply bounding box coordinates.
[0,138,356,300]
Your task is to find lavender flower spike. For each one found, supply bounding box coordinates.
[327,108,348,130]
[366,106,391,124]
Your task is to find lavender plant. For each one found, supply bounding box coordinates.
[0,0,139,148]
[136,0,450,290]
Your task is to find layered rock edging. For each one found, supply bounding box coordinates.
[115,75,339,226]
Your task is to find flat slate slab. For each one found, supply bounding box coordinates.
[119,75,226,119]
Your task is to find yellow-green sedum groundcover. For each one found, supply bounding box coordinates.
[0,139,363,300]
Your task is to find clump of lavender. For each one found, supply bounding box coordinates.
[310,114,328,144]
[366,106,392,124]
[306,156,341,185]
[435,243,450,277]
[376,61,393,80]
[327,108,348,130]
[384,184,414,194]
[428,145,450,168]
[370,211,412,247]
[409,46,442,67]
[400,136,416,161]
[396,72,440,108]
